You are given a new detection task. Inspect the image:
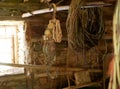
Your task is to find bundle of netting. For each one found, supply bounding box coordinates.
[66,0,104,52]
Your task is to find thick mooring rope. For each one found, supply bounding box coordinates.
[66,0,104,52]
[108,0,120,89]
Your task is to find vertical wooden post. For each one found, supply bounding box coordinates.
[26,68,34,89]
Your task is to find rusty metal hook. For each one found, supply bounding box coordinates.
[49,3,57,19]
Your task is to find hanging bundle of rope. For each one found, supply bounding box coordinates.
[43,3,62,79]
[108,0,120,89]
[47,3,63,43]
[43,3,63,65]
[66,0,104,52]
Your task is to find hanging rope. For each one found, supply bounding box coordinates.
[48,3,62,43]
[66,0,104,52]
[43,3,62,79]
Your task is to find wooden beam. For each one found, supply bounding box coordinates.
[0,72,72,81]
[22,2,112,18]
[0,62,102,72]
[0,16,23,20]
[0,2,42,12]
[0,2,41,7]
[22,6,69,18]
[0,2,46,17]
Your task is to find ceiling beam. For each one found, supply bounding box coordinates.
[22,2,112,18]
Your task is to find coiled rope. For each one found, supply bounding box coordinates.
[66,0,104,52]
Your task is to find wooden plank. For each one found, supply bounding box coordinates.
[0,62,102,72]
[0,2,41,7]
[0,72,71,80]
[62,81,102,89]
[0,16,23,20]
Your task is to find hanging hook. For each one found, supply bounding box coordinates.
[49,3,57,19]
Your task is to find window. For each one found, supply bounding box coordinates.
[0,21,25,76]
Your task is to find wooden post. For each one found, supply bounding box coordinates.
[25,68,34,89]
